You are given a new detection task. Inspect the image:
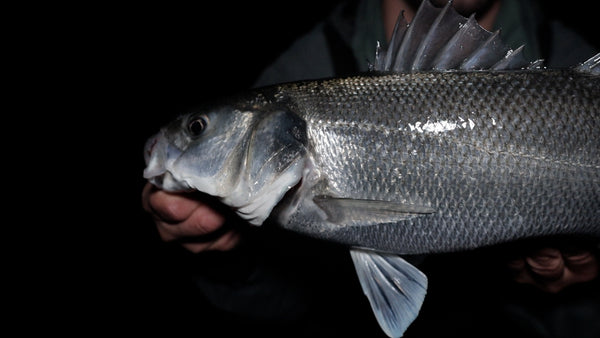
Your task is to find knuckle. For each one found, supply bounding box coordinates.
[149,192,195,223]
[159,201,189,223]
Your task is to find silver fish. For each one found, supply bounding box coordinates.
[144,1,600,337]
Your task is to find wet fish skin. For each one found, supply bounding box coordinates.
[265,69,600,254]
[145,68,599,254]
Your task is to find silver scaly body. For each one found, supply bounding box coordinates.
[272,69,599,254]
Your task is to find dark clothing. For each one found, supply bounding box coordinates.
[255,0,596,88]
[185,1,599,337]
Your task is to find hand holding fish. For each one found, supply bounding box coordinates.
[142,182,240,252]
[508,247,598,293]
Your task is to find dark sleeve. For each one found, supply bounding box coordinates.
[252,23,336,87]
[191,245,311,320]
[189,225,363,322]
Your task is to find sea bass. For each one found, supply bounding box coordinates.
[144,1,600,337]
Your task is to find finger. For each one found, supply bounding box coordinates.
[563,250,596,267]
[156,202,226,242]
[141,182,156,212]
[563,251,599,281]
[537,252,598,293]
[147,188,203,223]
[182,230,242,253]
[525,248,565,281]
[507,257,534,284]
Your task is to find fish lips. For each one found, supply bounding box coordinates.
[143,131,192,191]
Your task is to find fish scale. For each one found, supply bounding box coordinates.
[275,69,599,253]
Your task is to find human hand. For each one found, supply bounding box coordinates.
[142,182,241,253]
[508,247,598,293]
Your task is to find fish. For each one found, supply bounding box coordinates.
[143,1,600,337]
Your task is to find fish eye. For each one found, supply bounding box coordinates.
[187,115,209,137]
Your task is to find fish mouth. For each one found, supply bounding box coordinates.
[142,133,164,182]
[144,134,159,164]
[146,171,193,192]
[143,131,191,191]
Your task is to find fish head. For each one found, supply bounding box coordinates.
[144,107,249,194]
[144,102,309,225]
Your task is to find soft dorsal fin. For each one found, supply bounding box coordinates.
[374,0,537,72]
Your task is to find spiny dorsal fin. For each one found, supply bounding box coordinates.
[392,0,447,72]
[375,11,409,71]
[413,1,467,71]
[374,0,537,72]
[575,52,600,75]
[491,44,527,70]
[459,29,506,70]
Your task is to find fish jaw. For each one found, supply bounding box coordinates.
[143,130,192,192]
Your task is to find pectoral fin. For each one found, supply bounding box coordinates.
[350,249,428,338]
[313,196,434,226]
